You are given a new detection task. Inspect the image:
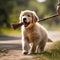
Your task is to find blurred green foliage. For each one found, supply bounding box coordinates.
[0,0,60,28]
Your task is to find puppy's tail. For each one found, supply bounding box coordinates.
[48,37,53,42]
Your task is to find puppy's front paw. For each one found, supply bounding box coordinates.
[22,50,28,55]
[28,51,34,55]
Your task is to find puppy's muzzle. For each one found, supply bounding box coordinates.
[22,16,27,23]
[23,18,27,23]
[22,16,30,27]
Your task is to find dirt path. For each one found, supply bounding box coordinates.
[48,31,60,41]
[0,31,60,60]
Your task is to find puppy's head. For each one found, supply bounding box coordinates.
[19,10,39,28]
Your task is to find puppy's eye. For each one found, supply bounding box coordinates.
[23,15,24,16]
[27,15,30,17]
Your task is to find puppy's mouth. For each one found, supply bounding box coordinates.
[22,17,30,27]
[23,21,30,27]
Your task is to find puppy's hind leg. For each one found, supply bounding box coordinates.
[37,41,46,54]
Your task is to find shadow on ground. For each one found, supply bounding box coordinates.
[0,34,21,41]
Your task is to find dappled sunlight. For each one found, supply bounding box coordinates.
[37,0,46,3]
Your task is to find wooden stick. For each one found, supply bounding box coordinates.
[38,14,58,22]
[11,22,23,30]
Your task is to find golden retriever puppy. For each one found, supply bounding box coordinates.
[19,10,52,54]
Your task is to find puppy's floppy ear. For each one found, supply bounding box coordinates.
[19,11,23,23]
[32,11,39,22]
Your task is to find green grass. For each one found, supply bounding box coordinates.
[34,42,60,60]
[0,27,21,35]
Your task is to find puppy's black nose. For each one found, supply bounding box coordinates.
[23,18,26,21]
[23,18,27,23]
